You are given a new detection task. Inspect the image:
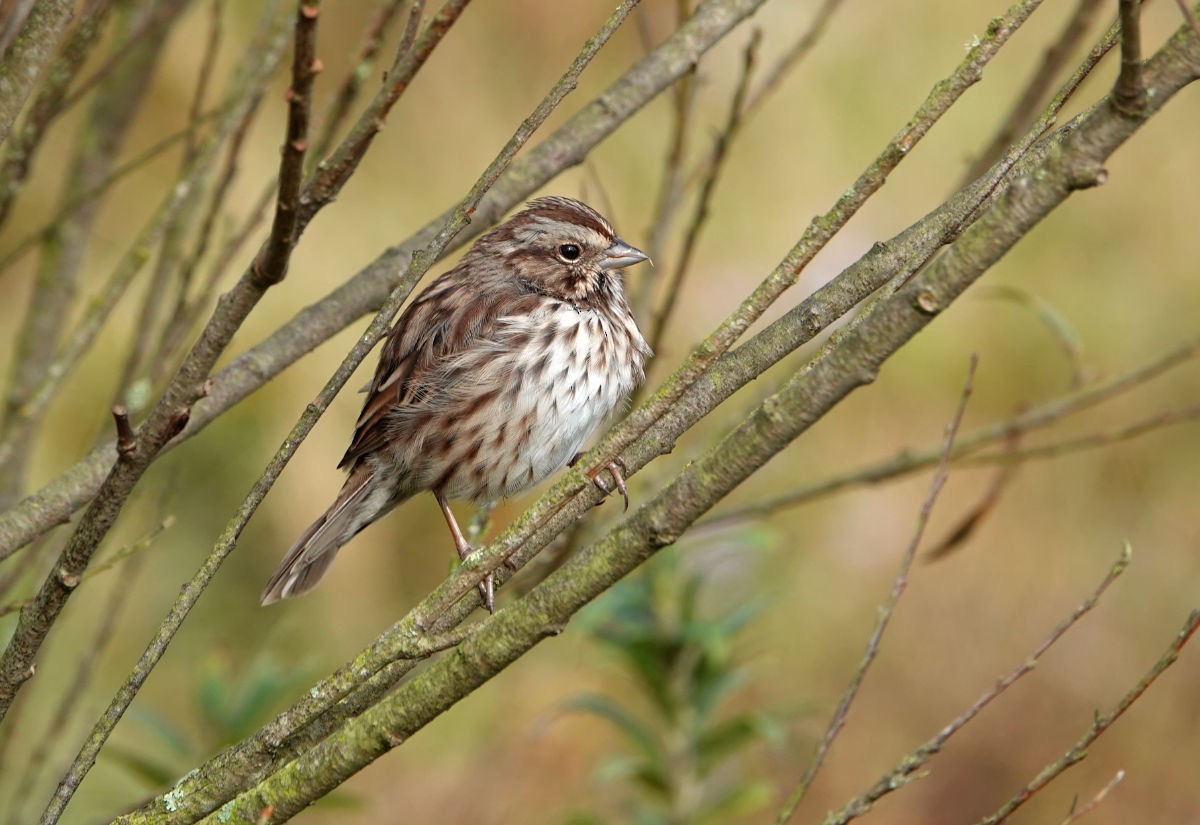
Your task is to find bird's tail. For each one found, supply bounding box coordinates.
[261,463,383,605]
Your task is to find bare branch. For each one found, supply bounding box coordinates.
[822,546,1134,825]
[0,1,188,507]
[0,0,114,228]
[697,335,1200,533]
[1058,770,1125,824]
[646,29,758,355]
[110,407,136,459]
[976,610,1200,825]
[0,0,295,728]
[963,0,1106,184]
[1113,0,1147,115]
[776,356,977,824]
[1177,0,1200,39]
[251,0,320,289]
[0,0,74,145]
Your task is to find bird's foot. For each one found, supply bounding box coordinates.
[455,543,495,613]
[586,457,629,512]
[437,490,496,613]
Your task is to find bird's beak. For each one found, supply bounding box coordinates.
[599,238,651,270]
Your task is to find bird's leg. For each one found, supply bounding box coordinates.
[575,454,630,512]
[435,490,495,612]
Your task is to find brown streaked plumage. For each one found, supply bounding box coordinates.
[261,196,651,608]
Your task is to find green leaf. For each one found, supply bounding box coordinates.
[697,780,774,823]
[566,694,661,762]
[223,659,307,741]
[633,809,670,825]
[563,812,609,825]
[196,656,232,731]
[104,744,180,789]
[696,712,777,773]
[125,703,195,756]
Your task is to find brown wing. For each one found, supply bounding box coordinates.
[337,267,521,469]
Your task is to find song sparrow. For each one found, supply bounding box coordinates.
[261,196,651,608]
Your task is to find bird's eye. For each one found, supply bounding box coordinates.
[558,243,581,261]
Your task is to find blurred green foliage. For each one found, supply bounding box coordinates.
[566,549,782,825]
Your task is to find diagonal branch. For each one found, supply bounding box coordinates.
[823,546,1134,825]
[0,0,296,727]
[0,0,774,564]
[975,609,1200,825]
[0,0,74,145]
[776,356,977,824]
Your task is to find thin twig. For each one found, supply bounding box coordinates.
[111,407,136,459]
[822,545,1135,825]
[1177,0,1200,38]
[0,0,294,731]
[309,0,417,164]
[252,0,320,289]
[683,0,846,189]
[776,355,977,824]
[0,106,226,277]
[976,283,1090,387]
[640,0,699,275]
[646,28,759,356]
[923,434,1018,561]
[960,404,1200,467]
[963,0,1105,184]
[0,0,115,230]
[976,610,1200,825]
[697,336,1200,532]
[4,550,148,825]
[0,517,173,619]
[1113,0,1147,114]
[1058,770,1124,824]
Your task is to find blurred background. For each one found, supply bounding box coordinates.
[0,1,1198,823]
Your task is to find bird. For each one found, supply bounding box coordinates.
[261,196,652,609]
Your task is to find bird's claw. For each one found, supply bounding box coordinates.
[459,544,495,613]
[480,572,495,613]
[438,490,497,613]
[587,457,629,512]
